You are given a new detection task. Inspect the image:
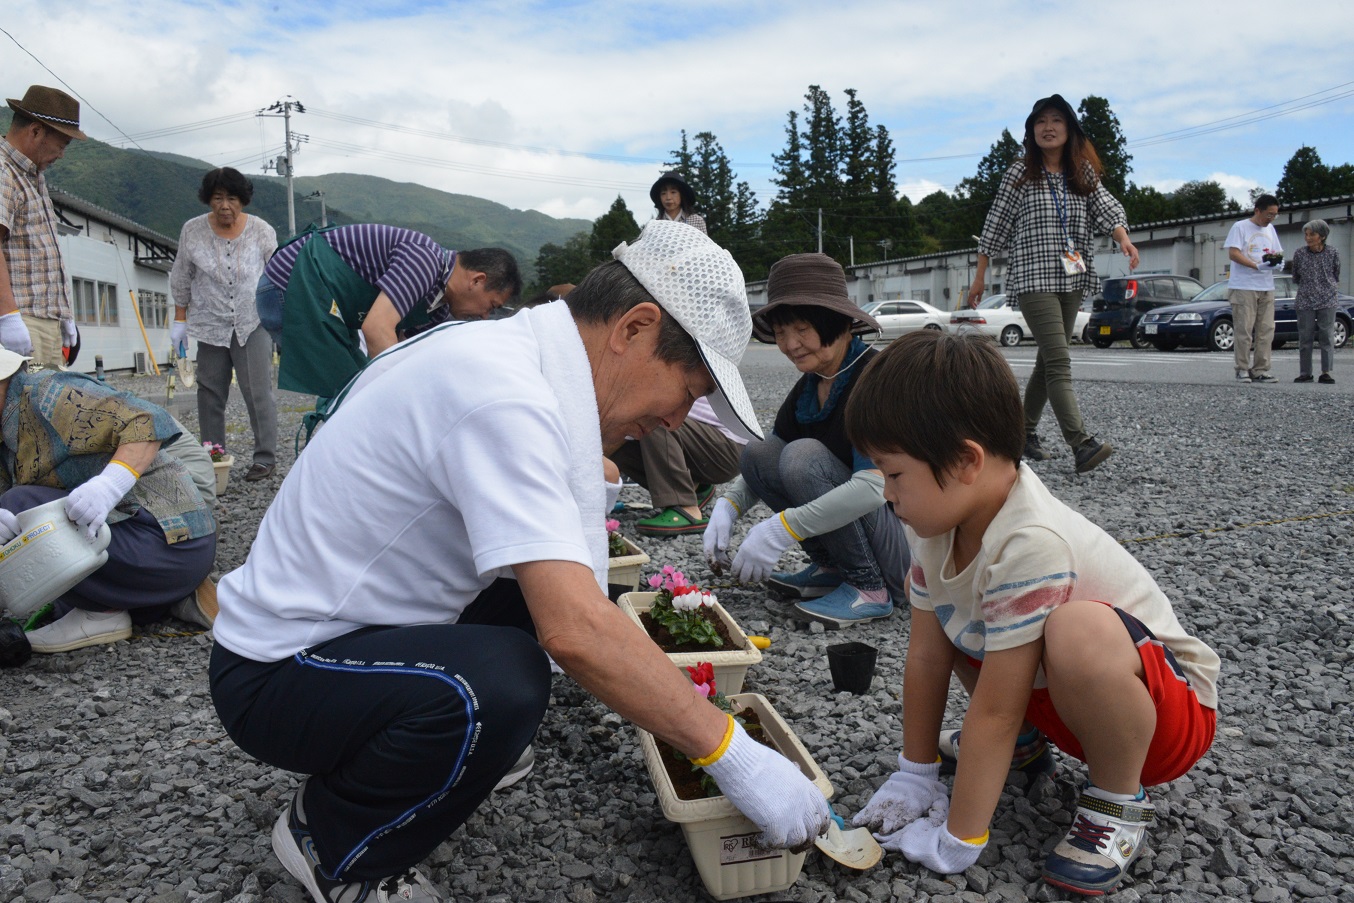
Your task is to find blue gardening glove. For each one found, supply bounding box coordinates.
[170,320,188,351]
[854,755,951,836]
[0,509,18,545]
[702,497,738,572]
[0,312,33,356]
[702,719,831,849]
[890,818,985,874]
[65,463,138,539]
[731,514,795,584]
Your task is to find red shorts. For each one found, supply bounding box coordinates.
[967,605,1216,786]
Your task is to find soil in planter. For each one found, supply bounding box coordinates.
[639,608,740,654]
[657,705,777,801]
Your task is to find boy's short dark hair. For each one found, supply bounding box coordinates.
[1253,193,1279,211]
[846,330,1024,484]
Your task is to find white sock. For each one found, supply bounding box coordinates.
[1086,783,1146,803]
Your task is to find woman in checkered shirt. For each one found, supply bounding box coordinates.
[965,95,1139,475]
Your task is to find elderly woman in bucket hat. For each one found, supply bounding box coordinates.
[966,93,1137,475]
[650,171,707,235]
[703,253,910,628]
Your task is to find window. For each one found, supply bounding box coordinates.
[99,282,119,326]
[898,303,924,314]
[912,290,931,305]
[138,290,169,329]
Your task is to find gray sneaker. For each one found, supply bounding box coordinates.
[493,745,534,791]
[1235,370,1252,382]
[272,782,445,903]
[1252,373,1276,383]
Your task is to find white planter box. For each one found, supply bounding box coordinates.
[639,693,834,900]
[212,455,234,496]
[606,536,650,593]
[617,591,761,695]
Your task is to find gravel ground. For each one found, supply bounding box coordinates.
[1,348,1351,903]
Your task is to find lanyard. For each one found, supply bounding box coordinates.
[1043,168,1076,251]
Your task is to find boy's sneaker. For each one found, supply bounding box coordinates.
[272,781,445,902]
[937,728,1056,778]
[1252,373,1276,383]
[792,584,892,628]
[1023,433,1052,461]
[1235,370,1251,382]
[767,563,845,600]
[1042,786,1155,896]
[1073,438,1113,474]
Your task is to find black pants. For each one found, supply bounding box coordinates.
[209,578,550,880]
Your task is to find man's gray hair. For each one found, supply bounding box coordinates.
[565,260,702,370]
[1303,220,1330,241]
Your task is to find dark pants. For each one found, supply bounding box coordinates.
[196,328,278,468]
[0,485,216,619]
[209,578,550,881]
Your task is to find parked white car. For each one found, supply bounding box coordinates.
[861,299,949,341]
[949,294,1091,346]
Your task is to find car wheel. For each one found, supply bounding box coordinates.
[1129,319,1152,349]
[999,325,1022,346]
[1335,316,1350,349]
[1091,337,1113,349]
[924,323,942,331]
[1151,339,1179,352]
[1208,318,1234,352]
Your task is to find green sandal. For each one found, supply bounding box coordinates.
[636,506,709,536]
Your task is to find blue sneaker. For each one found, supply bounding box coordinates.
[767,563,845,600]
[938,728,1056,778]
[793,584,892,628]
[1042,786,1155,896]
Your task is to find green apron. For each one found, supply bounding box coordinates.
[277,231,381,397]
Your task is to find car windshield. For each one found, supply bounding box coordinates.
[978,295,1007,310]
[1193,281,1230,302]
[862,302,884,314]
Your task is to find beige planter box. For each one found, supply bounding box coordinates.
[212,455,235,496]
[639,693,834,900]
[606,536,649,593]
[617,591,761,695]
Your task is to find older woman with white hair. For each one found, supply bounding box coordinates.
[1290,219,1341,384]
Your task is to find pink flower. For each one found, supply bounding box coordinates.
[605,519,620,534]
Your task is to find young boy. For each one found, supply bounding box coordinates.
[843,330,1219,896]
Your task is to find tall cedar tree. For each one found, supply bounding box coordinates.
[1077,96,1132,198]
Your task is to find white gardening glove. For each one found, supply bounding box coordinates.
[0,312,33,356]
[702,719,831,849]
[60,318,77,348]
[890,818,985,874]
[702,497,738,572]
[731,514,796,584]
[170,320,188,352]
[65,462,138,539]
[604,476,623,513]
[0,509,18,545]
[854,755,951,836]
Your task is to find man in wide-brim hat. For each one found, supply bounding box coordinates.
[1,85,88,369]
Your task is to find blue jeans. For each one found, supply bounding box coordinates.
[740,436,909,597]
[255,272,284,349]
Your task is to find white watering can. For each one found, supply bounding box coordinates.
[0,498,112,619]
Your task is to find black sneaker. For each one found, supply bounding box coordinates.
[1319,373,1335,384]
[271,782,445,902]
[1023,433,1052,462]
[1074,438,1113,474]
[1252,373,1277,383]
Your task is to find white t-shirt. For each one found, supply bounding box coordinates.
[907,464,1219,708]
[1225,218,1282,291]
[213,312,598,662]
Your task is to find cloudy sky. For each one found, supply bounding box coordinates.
[4,0,1352,225]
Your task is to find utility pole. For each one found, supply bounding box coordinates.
[817,208,822,254]
[304,190,327,228]
[257,97,307,237]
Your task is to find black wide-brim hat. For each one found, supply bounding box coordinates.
[650,171,695,209]
[1023,93,1083,147]
[7,85,87,141]
[751,253,880,344]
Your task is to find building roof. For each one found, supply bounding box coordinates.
[48,187,179,249]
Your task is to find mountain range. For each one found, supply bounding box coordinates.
[2,111,591,270]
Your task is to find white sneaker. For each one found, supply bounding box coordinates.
[1042,785,1155,895]
[26,609,132,653]
[494,746,534,791]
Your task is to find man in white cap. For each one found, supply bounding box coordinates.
[1,85,87,368]
[208,220,830,903]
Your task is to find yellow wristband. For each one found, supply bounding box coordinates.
[109,459,141,481]
[690,713,736,767]
[778,511,804,542]
[960,829,990,846]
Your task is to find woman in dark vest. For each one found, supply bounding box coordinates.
[702,253,909,628]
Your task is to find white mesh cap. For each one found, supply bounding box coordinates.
[613,220,763,440]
